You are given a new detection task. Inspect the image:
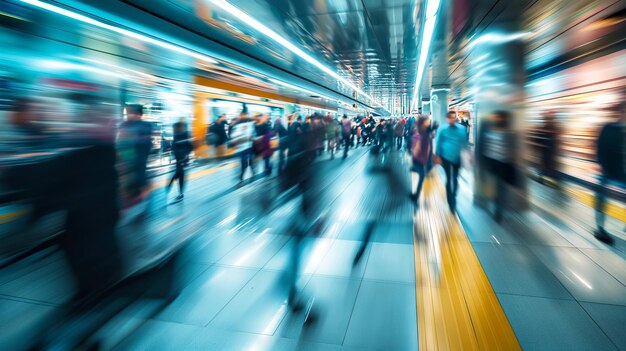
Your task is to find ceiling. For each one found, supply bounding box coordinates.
[53,0,422,113]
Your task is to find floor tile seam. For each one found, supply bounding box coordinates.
[570,293,623,350]
[457,187,580,305]
[339,237,374,347]
[461,174,622,347]
[0,292,66,307]
[201,267,262,328]
[531,207,616,263]
[306,274,365,283]
[176,263,215,290]
[0,294,64,308]
[523,243,626,294]
[528,187,626,250]
[576,249,626,289]
[256,236,293,272]
[358,277,415,286]
[494,291,577,302]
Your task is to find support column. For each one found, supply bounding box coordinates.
[419,67,431,115]
[469,0,528,210]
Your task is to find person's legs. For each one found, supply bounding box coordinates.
[450,161,460,208]
[343,137,349,158]
[415,163,426,199]
[178,162,185,195]
[240,150,248,180]
[278,147,284,173]
[168,167,178,189]
[594,176,612,242]
[249,151,256,174]
[264,155,271,176]
[441,158,453,207]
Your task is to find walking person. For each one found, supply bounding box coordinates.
[594,102,625,244]
[254,114,273,176]
[118,104,153,207]
[435,111,469,213]
[405,115,416,152]
[394,118,405,150]
[229,112,256,181]
[410,116,433,204]
[324,113,339,159]
[340,114,351,159]
[274,116,289,173]
[209,114,228,156]
[166,118,193,202]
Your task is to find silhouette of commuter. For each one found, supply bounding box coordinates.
[594,102,625,244]
[229,112,256,181]
[2,114,122,299]
[119,104,152,201]
[410,116,433,203]
[166,119,193,202]
[435,111,468,213]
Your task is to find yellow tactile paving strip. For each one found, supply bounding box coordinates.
[565,186,626,223]
[413,174,521,350]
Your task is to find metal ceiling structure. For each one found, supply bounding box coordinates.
[27,0,423,114]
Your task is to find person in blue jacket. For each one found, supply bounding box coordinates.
[435,111,469,213]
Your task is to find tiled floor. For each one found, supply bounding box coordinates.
[457,174,626,350]
[1,149,624,350]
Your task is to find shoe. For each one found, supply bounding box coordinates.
[175,194,184,201]
[594,228,614,244]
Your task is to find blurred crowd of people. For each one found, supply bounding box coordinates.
[0,95,624,346]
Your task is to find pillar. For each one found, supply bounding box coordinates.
[419,66,431,115]
[469,0,528,210]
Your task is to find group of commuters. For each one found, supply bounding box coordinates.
[407,111,468,213]
[119,105,193,204]
[222,111,367,182]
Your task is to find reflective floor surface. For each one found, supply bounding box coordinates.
[1,148,624,350]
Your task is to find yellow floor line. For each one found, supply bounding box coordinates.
[565,186,626,223]
[413,174,521,350]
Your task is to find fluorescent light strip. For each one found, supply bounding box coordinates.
[208,0,388,111]
[41,59,126,79]
[20,0,218,64]
[410,0,441,111]
[269,78,337,102]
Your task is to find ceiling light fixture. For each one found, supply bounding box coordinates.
[208,0,389,112]
[20,0,218,65]
[268,78,336,102]
[410,0,442,112]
